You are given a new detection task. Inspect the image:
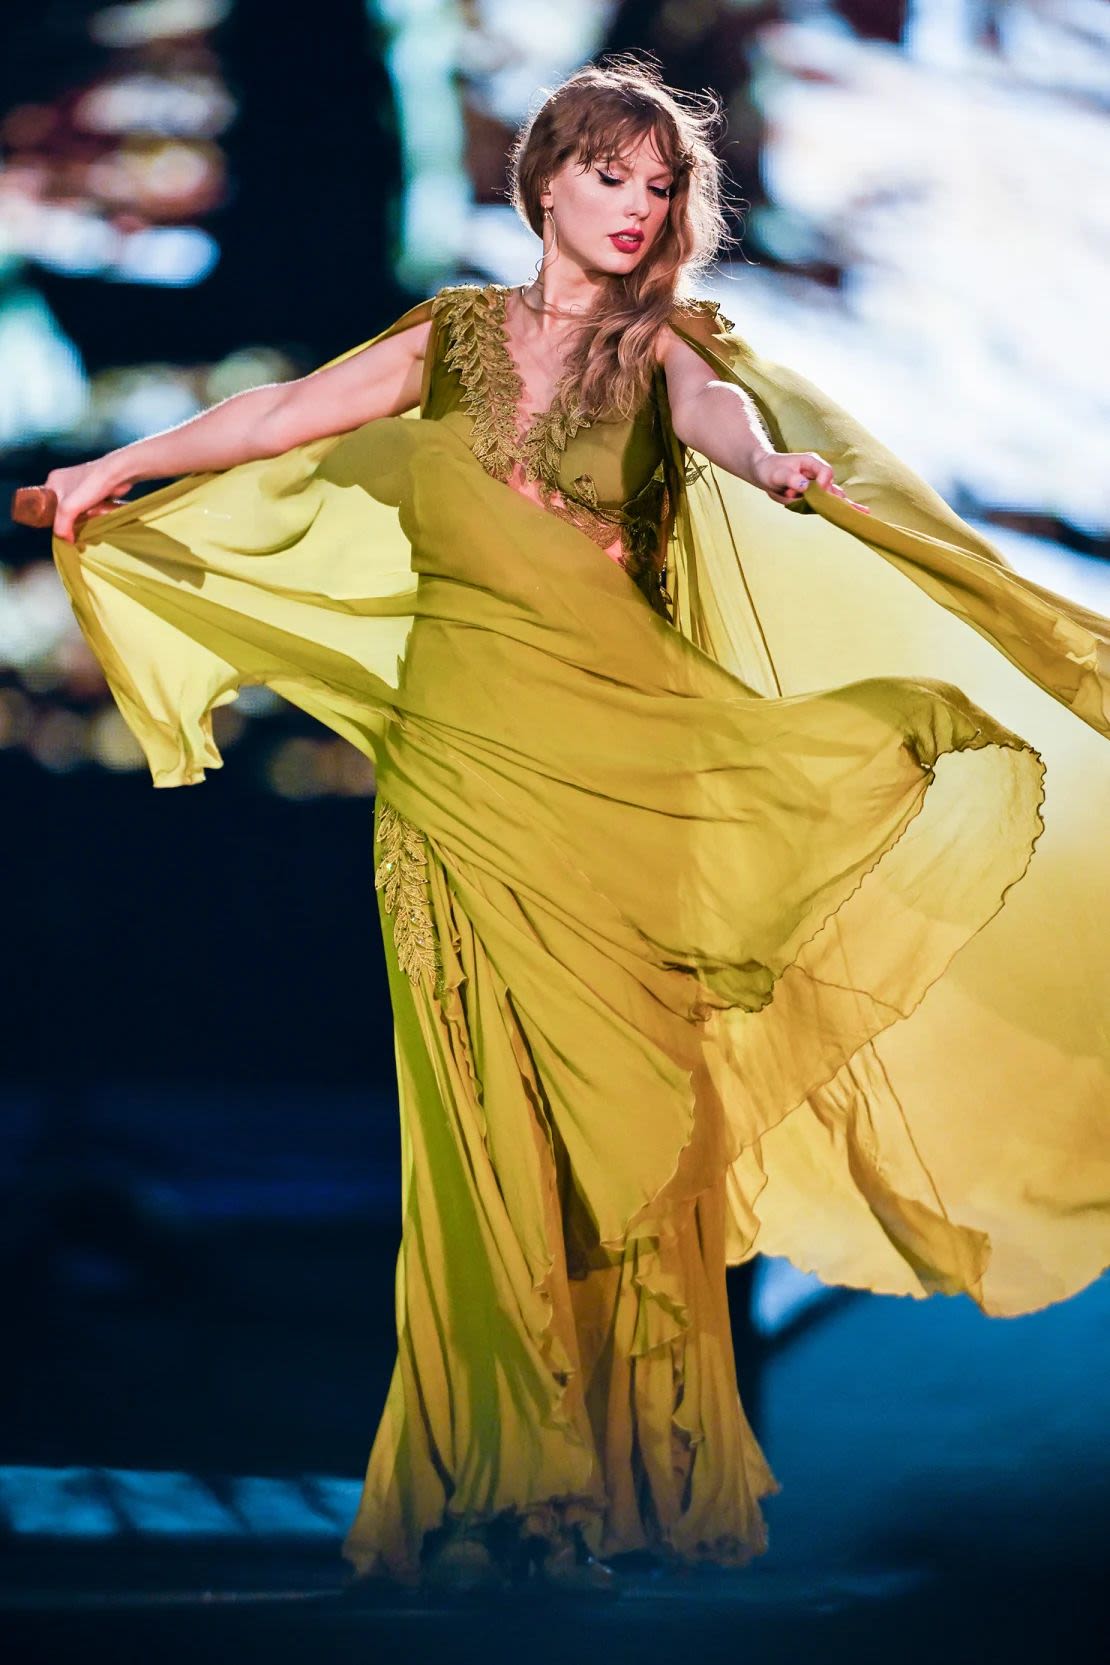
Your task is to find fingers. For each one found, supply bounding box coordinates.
[56,503,101,542]
[53,496,122,543]
[823,482,872,514]
[793,459,873,517]
[777,474,872,515]
[54,503,79,543]
[756,451,876,517]
[782,456,824,502]
[56,499,93,539]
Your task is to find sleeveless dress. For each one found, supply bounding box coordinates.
[50,281,1110,1581]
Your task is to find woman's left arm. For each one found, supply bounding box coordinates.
[660,331,870,514]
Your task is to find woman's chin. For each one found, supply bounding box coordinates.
[585,249,648,279]
[611,243,650,267]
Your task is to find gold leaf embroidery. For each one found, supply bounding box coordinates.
[518,392,590,492]
[431,285,521,482]
[677,296,736,334]
[545,479,672,622]
[432,282,672,618]
[432,283,591,492]
[374,798,441,991]
[545,488,620,553]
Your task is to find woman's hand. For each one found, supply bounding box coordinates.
[45,461,136,543]
[752,451,871,514]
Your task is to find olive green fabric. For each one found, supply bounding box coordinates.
[51,287,1110,1579]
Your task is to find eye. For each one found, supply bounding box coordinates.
[596,168,673,200]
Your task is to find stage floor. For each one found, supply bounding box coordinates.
[3,1204,1106,1663]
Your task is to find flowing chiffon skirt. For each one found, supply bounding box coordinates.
[50,313,1110,1579]
[355,804,779,1572]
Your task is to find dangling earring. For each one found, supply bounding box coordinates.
[530,203,557,285]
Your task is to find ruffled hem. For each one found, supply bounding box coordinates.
[715,729,1048,1310]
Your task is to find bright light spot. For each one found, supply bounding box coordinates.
[111,225,220,285]
[89,0,232,49]
[89,707,146,771]
[205,348,298,405]
[96,373,201,448]
[0,565,80,671]
[75,73,237,139]
[0,290,87,449]
[753,1257,836,1338]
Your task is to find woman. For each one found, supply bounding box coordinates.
[43,60,1110,1597]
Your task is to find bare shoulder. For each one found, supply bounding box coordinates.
[372,313,434,361]
[656,297,735,371]
[656,302,737,412]
[655,330,709,374]
[377,296,437,355]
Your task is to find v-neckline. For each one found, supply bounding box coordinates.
[488,284,580,446]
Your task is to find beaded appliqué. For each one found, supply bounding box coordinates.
[374,799,441,991]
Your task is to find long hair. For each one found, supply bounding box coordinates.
[507,55,732,422]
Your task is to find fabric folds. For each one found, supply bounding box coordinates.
[50,292,1110,1579]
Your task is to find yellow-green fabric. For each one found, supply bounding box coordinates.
[51,284,1110,1579]
[423,287,667,509]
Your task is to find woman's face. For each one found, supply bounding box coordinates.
[542,128,675,276]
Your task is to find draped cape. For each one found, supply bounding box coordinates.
[52,294,1110,1320]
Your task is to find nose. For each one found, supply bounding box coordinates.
[624,181,651,220]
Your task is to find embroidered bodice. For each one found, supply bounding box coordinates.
[376,284,735,981]
[423,282,699,614]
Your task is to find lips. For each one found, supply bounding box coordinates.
[609,230,644,251]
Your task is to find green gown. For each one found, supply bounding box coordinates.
[52,282,1110,1580]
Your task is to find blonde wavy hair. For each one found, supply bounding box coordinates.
[508,55,732,422]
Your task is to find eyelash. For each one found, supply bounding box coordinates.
[596,169,672,199]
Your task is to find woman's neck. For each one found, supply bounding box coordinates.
[519,250,610,329]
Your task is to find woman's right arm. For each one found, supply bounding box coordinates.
[48,318,432,542]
